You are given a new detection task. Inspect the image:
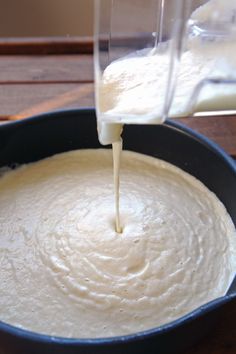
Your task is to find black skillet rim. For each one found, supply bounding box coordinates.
[0,108,235,346]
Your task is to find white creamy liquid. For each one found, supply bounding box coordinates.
[99,45,236,122]
[0,149,235,338]
[112,140,123,233]
[97,0,236,145]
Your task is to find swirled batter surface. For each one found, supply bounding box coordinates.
[0,149,235,338]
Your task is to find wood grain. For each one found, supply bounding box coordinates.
[180,116,236,158]
[0,55,93,83]
[0,83,94,119]
[0,36,93,55]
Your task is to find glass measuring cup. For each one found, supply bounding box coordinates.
[94,0,236,144]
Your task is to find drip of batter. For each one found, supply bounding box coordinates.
[97,123,123,233]
[112,140,123,233]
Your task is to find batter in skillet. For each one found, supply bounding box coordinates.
[0,149,235,338]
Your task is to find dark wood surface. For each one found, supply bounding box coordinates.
[0,37,235,354]
[0,37,93,55]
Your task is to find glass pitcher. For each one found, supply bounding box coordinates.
[94,0,236,143]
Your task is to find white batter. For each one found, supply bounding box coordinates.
[0,149,235,338]
[98,44,236,121]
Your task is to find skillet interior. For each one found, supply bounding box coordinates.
[0,108,235,354]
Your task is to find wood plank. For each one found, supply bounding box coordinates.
[0,36,152,55]
[0,55,93,83]
[180,116,236,158]
[0,37,93,55]
[0,83,94,118]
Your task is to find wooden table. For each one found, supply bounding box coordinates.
[0,37,235,354]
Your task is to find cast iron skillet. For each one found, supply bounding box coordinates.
[0,108,235,354]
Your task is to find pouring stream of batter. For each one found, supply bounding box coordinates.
[99,0,236,233]
[112,140,123,233]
